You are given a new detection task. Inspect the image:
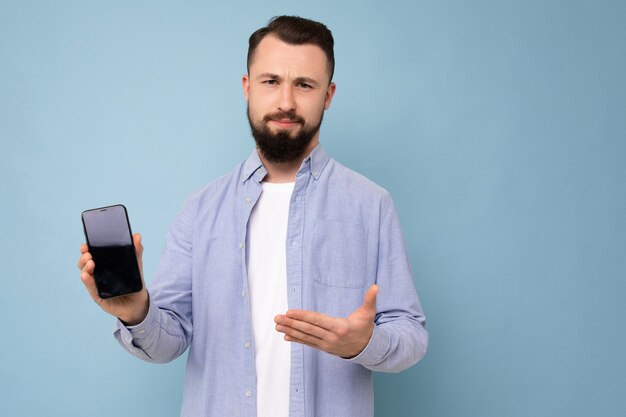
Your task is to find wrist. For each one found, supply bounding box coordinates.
[119,291,149,326]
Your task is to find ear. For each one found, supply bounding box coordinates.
[324,82,336,110]
[242,74,250,102]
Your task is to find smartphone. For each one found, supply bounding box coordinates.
[81,204,143,299]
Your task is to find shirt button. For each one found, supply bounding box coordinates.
[312,171,319,176]
[239,242,244,249]
[245,390,252,397]
[242,291,246,297]
[244,341,250,348]
[138,329,145,334]
[245,197,252,203]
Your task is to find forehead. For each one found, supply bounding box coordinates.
[250,35,329,81]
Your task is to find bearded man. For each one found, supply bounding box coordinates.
[78,15,428,417]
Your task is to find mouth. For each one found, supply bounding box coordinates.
[264,111,304,130]
[269,118,302,129]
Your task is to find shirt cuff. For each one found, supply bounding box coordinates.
[345,324,391,367]
[112,298,160,356]
[124,298,160,339]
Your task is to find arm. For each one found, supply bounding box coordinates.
[275,193,428,372]
[112,202,196,363]
[114,204,193,363]
[350,192,428,372]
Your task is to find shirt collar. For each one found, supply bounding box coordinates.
[241,144,330,184]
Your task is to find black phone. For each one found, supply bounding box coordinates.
[81,204,143,299]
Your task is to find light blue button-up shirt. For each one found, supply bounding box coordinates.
[114,145,428,417]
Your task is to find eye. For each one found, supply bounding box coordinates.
[298,82,312,89]
[263,79,278,86]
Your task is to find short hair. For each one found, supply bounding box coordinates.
[247,16,335,82]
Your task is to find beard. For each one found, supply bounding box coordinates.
[247,106,323,164]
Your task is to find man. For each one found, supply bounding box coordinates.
[78,16,427,417]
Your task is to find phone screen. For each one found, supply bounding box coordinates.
[81,204,143,299]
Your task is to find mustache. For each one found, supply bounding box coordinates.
[263,110,305,124]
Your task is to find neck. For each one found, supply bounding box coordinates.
[259,138,318,183]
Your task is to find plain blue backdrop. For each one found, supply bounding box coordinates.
[1,1,625,416]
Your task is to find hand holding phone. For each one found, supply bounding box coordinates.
[79,205,149,325]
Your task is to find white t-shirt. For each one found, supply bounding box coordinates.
[247,181,294,417]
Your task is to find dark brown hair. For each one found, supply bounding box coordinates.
[247,16,335,82]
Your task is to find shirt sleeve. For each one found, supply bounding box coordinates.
[113,198,196,363]
[348,192,428,372]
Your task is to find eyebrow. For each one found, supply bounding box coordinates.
[256,73,320,87]
[295,76,319,87]
[257,72,281,81]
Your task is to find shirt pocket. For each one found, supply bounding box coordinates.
[312,220,368,289]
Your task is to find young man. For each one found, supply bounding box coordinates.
[78,16,428,417]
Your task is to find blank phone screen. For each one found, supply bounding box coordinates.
[82,205,142,298]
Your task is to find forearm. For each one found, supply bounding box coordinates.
[351,192,428,372]
[348,315,428,373]
[113,297,191,363]
[114,196,196,363]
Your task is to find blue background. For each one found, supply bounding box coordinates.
[1,1,625,416]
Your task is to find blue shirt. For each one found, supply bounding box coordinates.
[114,145,428,417]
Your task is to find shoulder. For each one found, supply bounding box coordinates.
[194,162,245,200]
[323,157,392,202]
[176,160,247,220]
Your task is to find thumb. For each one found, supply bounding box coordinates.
[133,233,144,273]
[133,233,143,256]
[360,284,378,318]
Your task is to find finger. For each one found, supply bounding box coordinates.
[81,257,95,275]
[284,310,337,332]
[80,243,89,254]
[276,325,324,349]
[284,334,322,350]
[77,251,92,270]
[275,315,331,340]
[80,261,103,304]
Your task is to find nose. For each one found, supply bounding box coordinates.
[278,84,296,112]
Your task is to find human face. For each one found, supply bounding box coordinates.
[243,35,336,163]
